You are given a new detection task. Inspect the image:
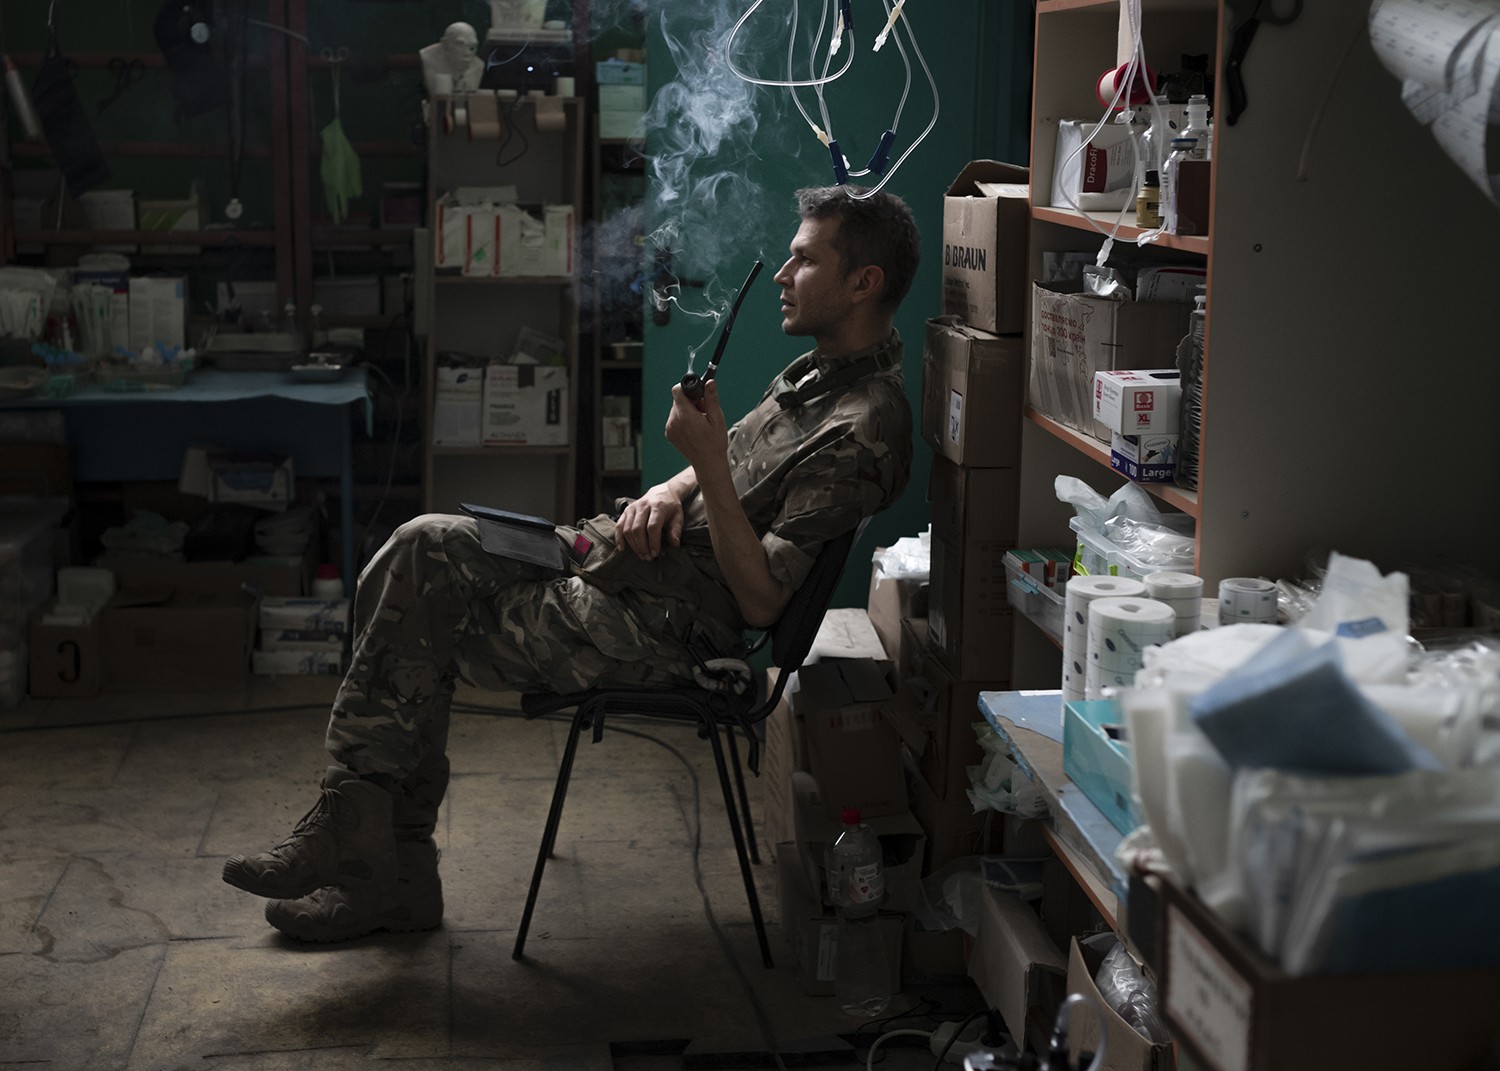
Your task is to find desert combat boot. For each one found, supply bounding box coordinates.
[222,765,398,902]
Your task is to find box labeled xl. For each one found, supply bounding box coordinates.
[1093,368,1181,436]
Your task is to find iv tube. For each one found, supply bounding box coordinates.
[725,0,855,89]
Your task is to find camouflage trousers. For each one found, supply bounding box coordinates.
[325,513,717,780]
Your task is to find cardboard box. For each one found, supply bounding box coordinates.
[259,597,350,632]
[496,204,574,277]
[788,659,908,821]
[897,616,928,685]
[79,188,137,252]
[790,769,925,904]
[761,684,798,856]
[969,885,1068,1044]
[206,452,295,509]
[1050,119,1135,211]
[922,317,1026,467]
[110,558,307,599]
[941,161,1030,335]
[595,60,646,84]
[1066,935,1175,1071]
[28,607,101,698]
[926,457,1018,681]
[432,367,484,446]
[482,365,569,445]
[252,648,345,675]
[138,190,205,254]
[1169,159,1212,237]
[1110,431,1179,484]
[1152,877,1500,1071]
[888,648,1009,800]
[1029,280,1192,438]
[908,757,997,873]
[1093,369,1181,436]
[313,276,382,318]
[0,442,72,496]
[101,587,256,691]
[127,276,187,353]
[866,556,929,666]
[775,848,904,997]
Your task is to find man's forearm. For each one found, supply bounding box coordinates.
[694,455,791,628]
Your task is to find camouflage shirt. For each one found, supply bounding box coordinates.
[560,331,912,665]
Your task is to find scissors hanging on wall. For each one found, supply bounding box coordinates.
[97,56,145,114]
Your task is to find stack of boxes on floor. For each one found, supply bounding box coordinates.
[764,162,1040,998]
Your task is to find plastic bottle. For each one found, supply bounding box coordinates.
[1160,136,1197,234]
[828,807,890,1017]
[1184,94,1211,160]
[1175,288,1207,491]
[1138,93,1171,174]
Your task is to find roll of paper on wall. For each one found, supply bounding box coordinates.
[4,56,43,141]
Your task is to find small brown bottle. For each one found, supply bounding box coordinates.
[1136,169,1161,228]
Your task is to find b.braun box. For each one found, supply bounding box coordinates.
[1093,368,1181,436]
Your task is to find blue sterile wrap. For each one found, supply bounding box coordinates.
[1189,630,1441,775]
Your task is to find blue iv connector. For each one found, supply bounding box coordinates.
[839,0,854,31]
[865,129,896,175]
[828,140,849,185]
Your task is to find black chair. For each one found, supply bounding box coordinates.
[511,525,861,968]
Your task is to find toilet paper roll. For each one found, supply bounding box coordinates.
[1219,577,1278,624]
[1087,597,1175,654]
[468,92,501,139]
[554,76,575,97]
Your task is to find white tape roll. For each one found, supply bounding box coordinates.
[1219,577,1278,624]
[1083,596,1175,697]
[1064,575,1147,640]
[1145,571,1203,599]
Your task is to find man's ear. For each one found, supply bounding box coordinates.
[847,264,886,306]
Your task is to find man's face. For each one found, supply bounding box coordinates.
[772,215,856,341]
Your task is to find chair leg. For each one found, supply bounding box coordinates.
[513,703,590,960]
[723,726,760,866]
[705,719,774,968]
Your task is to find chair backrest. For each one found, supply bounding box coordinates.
[767,522,861,673]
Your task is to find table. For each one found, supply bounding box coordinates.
[977,689,1129,929]
[0,369,372,596]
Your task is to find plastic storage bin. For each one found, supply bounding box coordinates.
[1004,552,1065,646]
[1068,515,1194,581]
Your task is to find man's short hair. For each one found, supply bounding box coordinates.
[795,186,921,311]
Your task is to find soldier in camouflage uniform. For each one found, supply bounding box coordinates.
[222,185,921,942]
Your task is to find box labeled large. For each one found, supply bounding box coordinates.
[1111,431,1179,483]
[1029,280,1192,437]
[941,161,1029,335]
[482,365,569,445]
[788,658,907,820]
[922,317,1026,467]
[1093,369,1181,436]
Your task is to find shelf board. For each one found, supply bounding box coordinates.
[601,468,642,478]
[312,229,417,248]
[429,445,571,456]
[600,360,643,370]
[12,142,273,160]
[15,228,277,247]
[1031,206,1210,255]
[1025,407,1200,516]
[435,274,573,286]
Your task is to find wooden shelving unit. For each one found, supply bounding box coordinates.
[1011,0,1500,688]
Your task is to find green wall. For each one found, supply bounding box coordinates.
[639,0,1032,608]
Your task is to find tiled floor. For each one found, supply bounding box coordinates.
[0,677,985,1070]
